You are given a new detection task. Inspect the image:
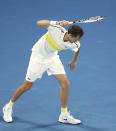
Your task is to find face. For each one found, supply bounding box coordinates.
[68,33,81,43]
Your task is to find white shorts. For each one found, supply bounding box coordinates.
[25,52,66,82]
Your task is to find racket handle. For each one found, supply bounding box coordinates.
[69,22,74,24]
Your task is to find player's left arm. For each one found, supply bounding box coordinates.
[68,46,81,70]
[37,20,69,28]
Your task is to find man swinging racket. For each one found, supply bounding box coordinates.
[3,20,84,124]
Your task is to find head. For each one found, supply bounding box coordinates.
[67,25,84,43]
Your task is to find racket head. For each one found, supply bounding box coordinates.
[74,16,106,23]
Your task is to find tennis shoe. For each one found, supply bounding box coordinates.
[58,111,81,124]
[3,104,13,122]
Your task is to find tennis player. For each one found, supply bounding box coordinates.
[3,20,84,124]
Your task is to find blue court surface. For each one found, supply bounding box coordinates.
[0,0,116,131]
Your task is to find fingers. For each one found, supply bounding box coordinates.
[70,67,73,70]
[68,62,72,70]
[70,66,72,70]
[68,61,71,66]
[68,61,76,70]
[69,63,76,70]
[68,63,73,70]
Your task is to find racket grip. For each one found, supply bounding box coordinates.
[69,22,74,24]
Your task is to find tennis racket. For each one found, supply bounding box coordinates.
[69,16,106,24]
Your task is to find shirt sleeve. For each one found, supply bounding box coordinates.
[47,25,65,34]
[70,41,81,52]
[47,25,55,32]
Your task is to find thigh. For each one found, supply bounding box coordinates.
[54,74,69,85]
[47,56,66,76]
[25,54,49,82]
[26,63,47,82]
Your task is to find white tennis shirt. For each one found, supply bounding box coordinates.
[32,25,80,59]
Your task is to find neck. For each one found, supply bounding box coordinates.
[63,32,69,42]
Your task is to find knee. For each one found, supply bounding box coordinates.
[23,80,33,91]
[61,79,70,89]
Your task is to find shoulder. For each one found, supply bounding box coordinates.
[47,25,66,33]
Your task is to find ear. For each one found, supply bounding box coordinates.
[68,33,73,38]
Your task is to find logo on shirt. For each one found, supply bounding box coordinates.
[27,77,31,80]
[64,46,68,49]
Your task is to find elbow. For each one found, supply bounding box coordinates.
[36,20,42,26]
[36,20,49,28]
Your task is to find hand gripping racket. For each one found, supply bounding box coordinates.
[69,16,106,24]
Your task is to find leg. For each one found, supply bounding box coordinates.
[54,74,81,124]
[11,80,33,102]
[3,80,33,122]
[54,74,69,108]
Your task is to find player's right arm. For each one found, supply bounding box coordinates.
[37,20,69,28]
